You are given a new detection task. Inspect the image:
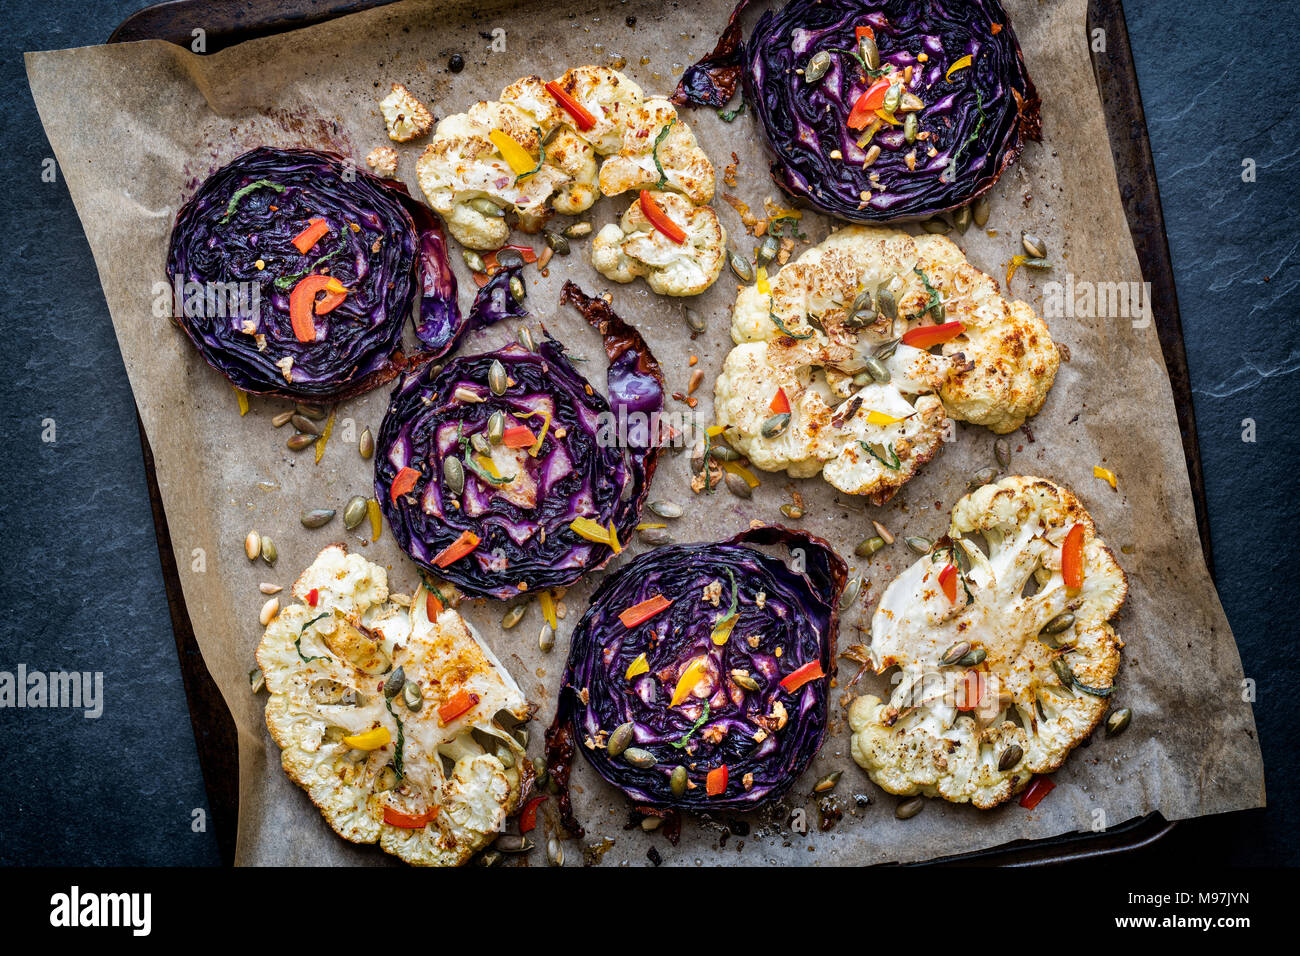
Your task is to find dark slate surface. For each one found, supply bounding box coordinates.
[0,0,1293,865]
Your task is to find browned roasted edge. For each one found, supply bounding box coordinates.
[113,0,1190,866]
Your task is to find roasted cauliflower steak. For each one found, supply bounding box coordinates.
[714,227,1057,501]
[256,544,531,865]
[848,476,1127,808]
[591,190,726,297]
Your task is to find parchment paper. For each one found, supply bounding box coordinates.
[26,0,1264,866]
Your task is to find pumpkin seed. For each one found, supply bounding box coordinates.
[260,537,277,565]
[708,444,741,461]
[544,230,571,255]
[383,666,406,699]
[972,195,991,227]
[402,681,423,711]
[921,217,951,234]
[855,536,885,558]
[462,249,486,272]
[539,624,555,653]
[502,604,527,629]
[876,288,898,320]
[1020,256,1052,270]
[496,248,525,270]
[957,647,986,666]
[493,834,533,853]
[729,251,754,283]
[622,747,656,769]
[761,412,791,438]
[684,307,706,334]
[730,670,760,691]
[245,530,261,561]
[249,667,265,693]
[295,404,327,420]
[725,472,753,499]
[563,221,593,239]
[1051,656,1075,686]
[998,744,1024,771]
[905,536,932,554]
[648,500,683,519]
[517,325,536,352]
[1041,612,1075,635]
[883,82,902,114]
[859,33,880,70]
[903,112,918,143]
[839,575,862,609]
[287,432,317,451]
[953,205,972,233]
[1105,707,1132,736]
[259,582,282,595]
[757,234,781,266]
[805,50,832,83]
[1022,232,1047,259]
[343,496,368,530]
[471,432,491,455]
[271,410,295,428]
[895,797,925,820]
[607,722,635,757]
[509,275,526,305]
[639,527,672,545]
[444,456,465,495]
[300,508,335,529]
[291,413,322,435]
[670,765,688,797]
[969,466,997,490]
[487,410,506,443]
[358,427,374,460]
[496,746,515,769]
[994,437,1011,469]
[780,503,804,519]
[863,356,891,383]
[813,770,842,793]
[487,361,508,398]
[852,372,873,387]
[258,597,279,626]
[845,306,876,329]
[469,197,505,218]
[940,641,972,666]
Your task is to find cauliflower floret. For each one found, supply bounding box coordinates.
[550,65,645,155]
[366,145,399,179]
[598,97,715,204]
[257,545,531,866]
[380,83,433,142]
[849,476,1128,809]
[591,190,725,296]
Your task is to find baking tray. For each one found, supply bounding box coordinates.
[112,0,1193,866]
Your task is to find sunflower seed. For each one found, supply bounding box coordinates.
[300,508,336,529]
[544,230,571,255]
[563,221,593,239]
[684,307,706,334]
[905,536,932,555]
[245,530,261,561]
[872,520,894,544]
[725,472,753,499]
[249,667,265,693]
[972,195,991,227]
[403,681,423,711]
[855,536,886,557]
[940,641,972,666]
[953,205,972,233]
[780,503,804,519]
[805,50,832,83]
[994,437,1011,469]
[921,217,951,234]
[761,412,791,438]
[462,249,486,272]
[670,765,688,797]
[287,432,317,451]
[859,33,880,70]
[271,410,295,428]
[502,604,527,629]
[260,537,277,565]
[998,744,1024,771]
[607,722,636,757]
[1041,612,1075,635]
[638,527,672,545]
[895,797,925,820]
[259,582,281,594]
[295,404,326,420]
[1105,707,1132,736]
[509,275,526,305]
[647,500,683,519]
[539,624,555,653]
[547,838,564,867]
[444,456,465,496]
[969,466,998,490]
[957,647,986,666]
[622,747,657,769]
[258,597,279,626]
[729,251,755,283]
[488,360,508,396]
[1022,232,1047,259]
[839,575,862,609]
[291,413,322,435]
[383,667,406,699]
[487,410,506,443]
[863,356,891,383]
[343,496,368,530]
[641,816,663,832]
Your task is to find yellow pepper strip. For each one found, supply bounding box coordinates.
[626,652,650,680]
[474,455,504,479]
[315,406,335,464]
[856,119,882,149]
[637,522,667,531]
[570,516,613,546]
[866,410,906,426]
[706,424,726,438]
[756,266,771,295]
[539,589,558,630]
[720,459,759,489]
[670,657,709,707]
[489,129,535,175]
[234,387,249,416]
[1094,465,1118,490]
[874,109,901,127]
[342,727,391,750]
[767,205,801,221]
[711,613,738,647]
[1006,255,1028,288]
[608,521,622,555]
[945,54,973,82]
[367,498,382,542]
[524,409,552,457]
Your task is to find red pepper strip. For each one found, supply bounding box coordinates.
[389,466,420,504]
[769,387,790,414]
[288,275,347,343]
[426,588,443,621]
[706,765,728,797]
[855,25,875,39]
[518,794,548,833]
[433,530,481,568]
[291,217,330,254]
[780,660,825,693]
[383,805,439,829]
[938,564,958,603]
[619,594,673,628]
[1062,523,1085,590]
[502,425,536,448]
[544,80,597,131]
[639,190,687,244]
[847,78,894,130]
[900,321,965,350]
[307,588,319,608]
[1019,776,1056,809]
[438,688,480,725]
[955,669,985,711]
